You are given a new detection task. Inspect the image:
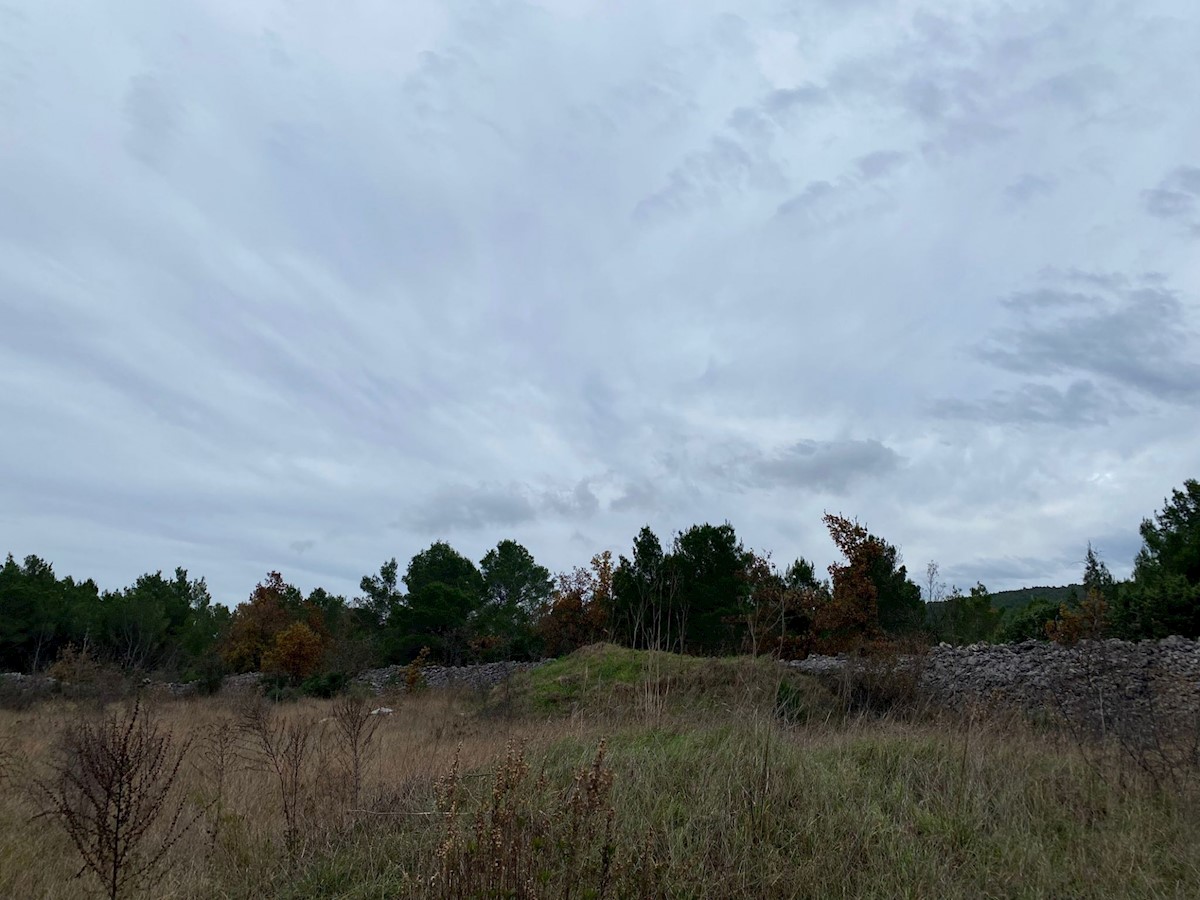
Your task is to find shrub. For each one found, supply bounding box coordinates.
[46,642,101,683]
[405,646,432,693]
[182,656,226,696]
[834,639,929,716]
[238,701,314,867]
[35,698,197,899]
[331,692,382,811]
[432,740,618,898]
[300,671,350,698]
[1045,590,1109,644]
[261,674,298,704]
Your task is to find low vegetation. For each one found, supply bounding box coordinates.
[1,644,1197,898]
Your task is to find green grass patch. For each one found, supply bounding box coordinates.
[499,642,839,723]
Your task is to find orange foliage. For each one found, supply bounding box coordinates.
[221,573,293,672]
[261,621,326,682]
[1046,589,1109,645]
[815,514,884,654]
[536,556,611,657]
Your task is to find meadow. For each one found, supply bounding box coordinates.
[1,645,1197,899]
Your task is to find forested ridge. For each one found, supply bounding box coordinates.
[3,479,1197,691]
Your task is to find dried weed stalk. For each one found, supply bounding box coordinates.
[35,698,198,900]
[238,701,314,866]
[331,691,383,813]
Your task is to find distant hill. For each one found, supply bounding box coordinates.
[988,584,1081,612]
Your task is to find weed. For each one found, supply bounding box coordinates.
[238,701,314,867]
[35,698,198,899]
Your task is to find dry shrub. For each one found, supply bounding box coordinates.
[35,698,198,899]
[331,691,382,812]
[262,622,326,683]
[1046,590,1109,645]
[0,734,18,784]
[46,644,129,704]
[406,646,432,692]
[834,638,930,717]
[196,717,238,855]
[238,701,315,867]
[46,643,102,684]
[432,740,619,899]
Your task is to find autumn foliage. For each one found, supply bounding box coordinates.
[536,553,612,657]
[1045,589,1109,645]
[813,514,886,654]
[261,622,326,682]
[221,572,331,678]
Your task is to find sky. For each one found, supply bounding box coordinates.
[2,0,1199,607]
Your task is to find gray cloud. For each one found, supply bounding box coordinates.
[764,83,830,113]
[936,267,1200,433]
[123,73,181,169]
[723,440,902,495]
[611,480,660,514]
[962,553,1081,590]
[1143,166,1200,231]
[543,481,601,519]
[413,484,539,533]
[777,179,837,216]
[979,283,1200,406]
[2,0,1199,600]
[932,380,1125,427]
[1144,188,1196,220]
[855,150,907,180]
[413,479,601,534]
[1004,173,1057,204]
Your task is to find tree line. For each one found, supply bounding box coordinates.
[2,479,1197,688]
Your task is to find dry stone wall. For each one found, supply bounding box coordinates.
[787,637,1200,734]
[354,660,546,694]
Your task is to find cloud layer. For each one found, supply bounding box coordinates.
[2,0,1198,602]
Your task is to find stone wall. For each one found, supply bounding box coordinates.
[787,637,1200,734]
[1,661,547,703]
[354,660,546,694]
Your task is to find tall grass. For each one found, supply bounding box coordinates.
[0,647,1196,898]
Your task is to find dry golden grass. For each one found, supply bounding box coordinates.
[0,688,575,899]
[0,648,1197,899]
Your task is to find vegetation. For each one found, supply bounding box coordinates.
[34,698,197,899]
[2,479,1198,701]
[0,644,1197,898]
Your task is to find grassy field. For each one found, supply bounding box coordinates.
[1,645,1197,898]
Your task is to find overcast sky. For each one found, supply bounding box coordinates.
[3,0,1199,606]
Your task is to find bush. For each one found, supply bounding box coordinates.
[834,640,929,716]
[300,671,350,698]
[432,740,622,898]
[35,698,197,899]
[182,656,226,696]
[261,674,299,704]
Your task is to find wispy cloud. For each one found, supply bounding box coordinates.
[1,0,1198,599]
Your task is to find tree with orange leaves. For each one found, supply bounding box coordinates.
[815,514,922,653]
[815,515,883,653]
[536,553,612,657]
[220,572,300,672]
[262,621,326,682]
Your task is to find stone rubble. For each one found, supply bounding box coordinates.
[7,639,1197,732]
[785,637,1200,734]
[353,659,547,694]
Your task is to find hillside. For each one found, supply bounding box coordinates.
[989,584,1081,612]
